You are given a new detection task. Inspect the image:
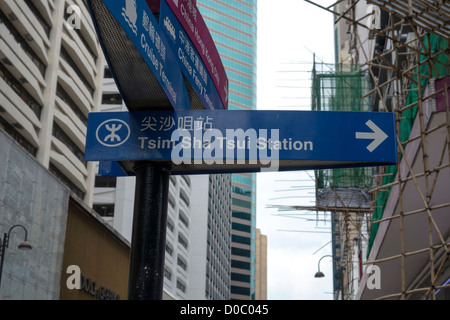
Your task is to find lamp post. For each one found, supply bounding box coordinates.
[314,254,333,278]
[314,254,346,300]
[0,225,32,289]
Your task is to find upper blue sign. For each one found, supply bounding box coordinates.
[86,110,398,175]
[87,0,190,110]
[159,0,225,110]
[159,0,229,109]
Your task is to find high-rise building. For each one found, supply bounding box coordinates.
[0,0,105,205]
[188,174,232,300]
[197,0,258,300]
[255,228,267,300]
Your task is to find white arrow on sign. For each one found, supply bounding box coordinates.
[355,120,388,152]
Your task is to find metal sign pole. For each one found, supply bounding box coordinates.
[127,161,171,300]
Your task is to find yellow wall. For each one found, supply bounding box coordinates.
[59,198,130,300]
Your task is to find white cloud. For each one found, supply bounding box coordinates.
[267,245,334,300]
[257,171,334,300]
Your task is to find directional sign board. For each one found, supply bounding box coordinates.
[87,0,228,111]
[87,0,190,110]
[160,0,229,109]
[86,110,398,175]
[159,0,225,110]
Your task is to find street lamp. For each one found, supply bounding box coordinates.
[0,224,32,288]
[314,254,333,278]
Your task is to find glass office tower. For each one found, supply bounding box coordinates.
[197,0,258,300]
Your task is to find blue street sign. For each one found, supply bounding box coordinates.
[87,0,190,110]
[86,110,397,175]
[99,160,132,177]
[159,0,225,110]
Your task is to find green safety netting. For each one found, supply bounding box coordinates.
[367,34,449,256]
[311,33,449,257]
[312,63,374,191]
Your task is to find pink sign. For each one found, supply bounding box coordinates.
[145,0,161,13]
[162,0,229,109]
[435,76,450,112]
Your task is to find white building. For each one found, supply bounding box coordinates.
[0,0,104,205]
[188,174,232,300]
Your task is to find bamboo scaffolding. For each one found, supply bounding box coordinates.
[376,283,450,300]
[367,0,450,39]
[372,202,450,224]
[301,0,450,300]
[362,242,449,265]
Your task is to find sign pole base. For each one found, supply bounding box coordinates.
[127,161,171,300]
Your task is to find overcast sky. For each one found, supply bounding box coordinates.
[255,0,336,300]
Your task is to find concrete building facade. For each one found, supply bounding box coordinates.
[0,0,105,205]
[188,174,232,300]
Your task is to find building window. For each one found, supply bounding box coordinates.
[164,268,172,280]
[167,218,174,233]
[49,163,85,199]
[177,256,187,271]
[168,194,175,209]
[179,211,189,228]
[176,279,186,293]
[179,189,190,207]
[0,63,43,119]
[232,234,251,245]
[52,122,86,165]
[102,93,123,105]
[166,243,173,256]
[56,84,88,125]
[93,204,115,217]
[26,1,51,37]
[60,46,95,96]
[233,211,251,220]
[104,68,113,79]
[178,234,188,249]
[0,11,46,76]
[231,260,250,269]
[232,197,252,209]
[64,7,97,61]
[231,285,250,296]
[232,185,252,196]
[231,272,251,283]
[231,247,250,258]
[0,116,37,157]
[232,222,251,233]
[94,176,117,188]
[181,174,190,186]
